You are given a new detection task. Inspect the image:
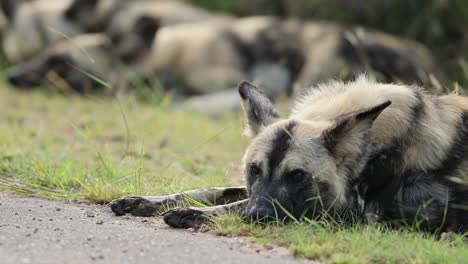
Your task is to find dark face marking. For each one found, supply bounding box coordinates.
[246,121,322,221]
[267,121,296,177]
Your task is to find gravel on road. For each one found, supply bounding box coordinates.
[0,195,305,264]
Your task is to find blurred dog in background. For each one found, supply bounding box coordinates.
[0,0,444,113]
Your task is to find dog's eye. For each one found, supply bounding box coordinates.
[289,169,307,182]
[249,164,262,177]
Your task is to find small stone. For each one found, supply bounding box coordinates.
[86,210,95,218]
[96,220,104,225]
[14,212,18,215]
[55,208,61,211]
[263,244,274,250]
[187,228,195,232]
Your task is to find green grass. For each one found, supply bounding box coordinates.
[213,214,468,264]
[0,85,248,203]
[0,84,466,263]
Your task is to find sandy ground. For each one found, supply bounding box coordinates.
[0,195,306,264]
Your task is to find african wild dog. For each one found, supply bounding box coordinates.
[65,0,218,34]
[111,77,467,233]
[295,24,442,94]
[0,0,83,63]
[6,33,113,93]
[107,15,301,97]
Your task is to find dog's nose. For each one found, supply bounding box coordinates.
[247,206,275,221]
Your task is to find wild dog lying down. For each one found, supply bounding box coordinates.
[1,0,83,63]
[111,78,468,233]
[6,33,113,93]
[106,15,298,97]
[66,0,219,34]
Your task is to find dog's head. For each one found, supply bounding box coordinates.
[1,0,83,63]
[107,15,160,64]
[239,81,390,221]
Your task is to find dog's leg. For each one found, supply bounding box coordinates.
[109,186,247,217]
[163,199,249,228]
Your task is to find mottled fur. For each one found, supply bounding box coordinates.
[6,33,113,93]
[1,0,82,63]
[295,24,441,94]
[238,77,467,232]
[117,16,300,95]
[117,78,467,233]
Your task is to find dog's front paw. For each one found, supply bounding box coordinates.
[162,208,211,228]
[109,196,164,217]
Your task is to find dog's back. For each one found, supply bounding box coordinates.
[292,77,468,231]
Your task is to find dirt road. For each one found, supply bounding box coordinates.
[0,195,304,264]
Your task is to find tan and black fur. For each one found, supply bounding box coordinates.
[65,0,218,34]
[1,0,83,63]
[294,24,441,94]
[111,78,467,233]
[6,33,113,94]
[112,15,300,96]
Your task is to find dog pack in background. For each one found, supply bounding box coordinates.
[111,77,468,233]
[1,0,444,104]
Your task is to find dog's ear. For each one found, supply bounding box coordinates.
[1,0,18,21]
[238,81,280,136]
[65,0,99,21]
[322,100,391,155]
[134,16,160,45]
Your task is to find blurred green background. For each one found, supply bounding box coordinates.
[186,0,468,85]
